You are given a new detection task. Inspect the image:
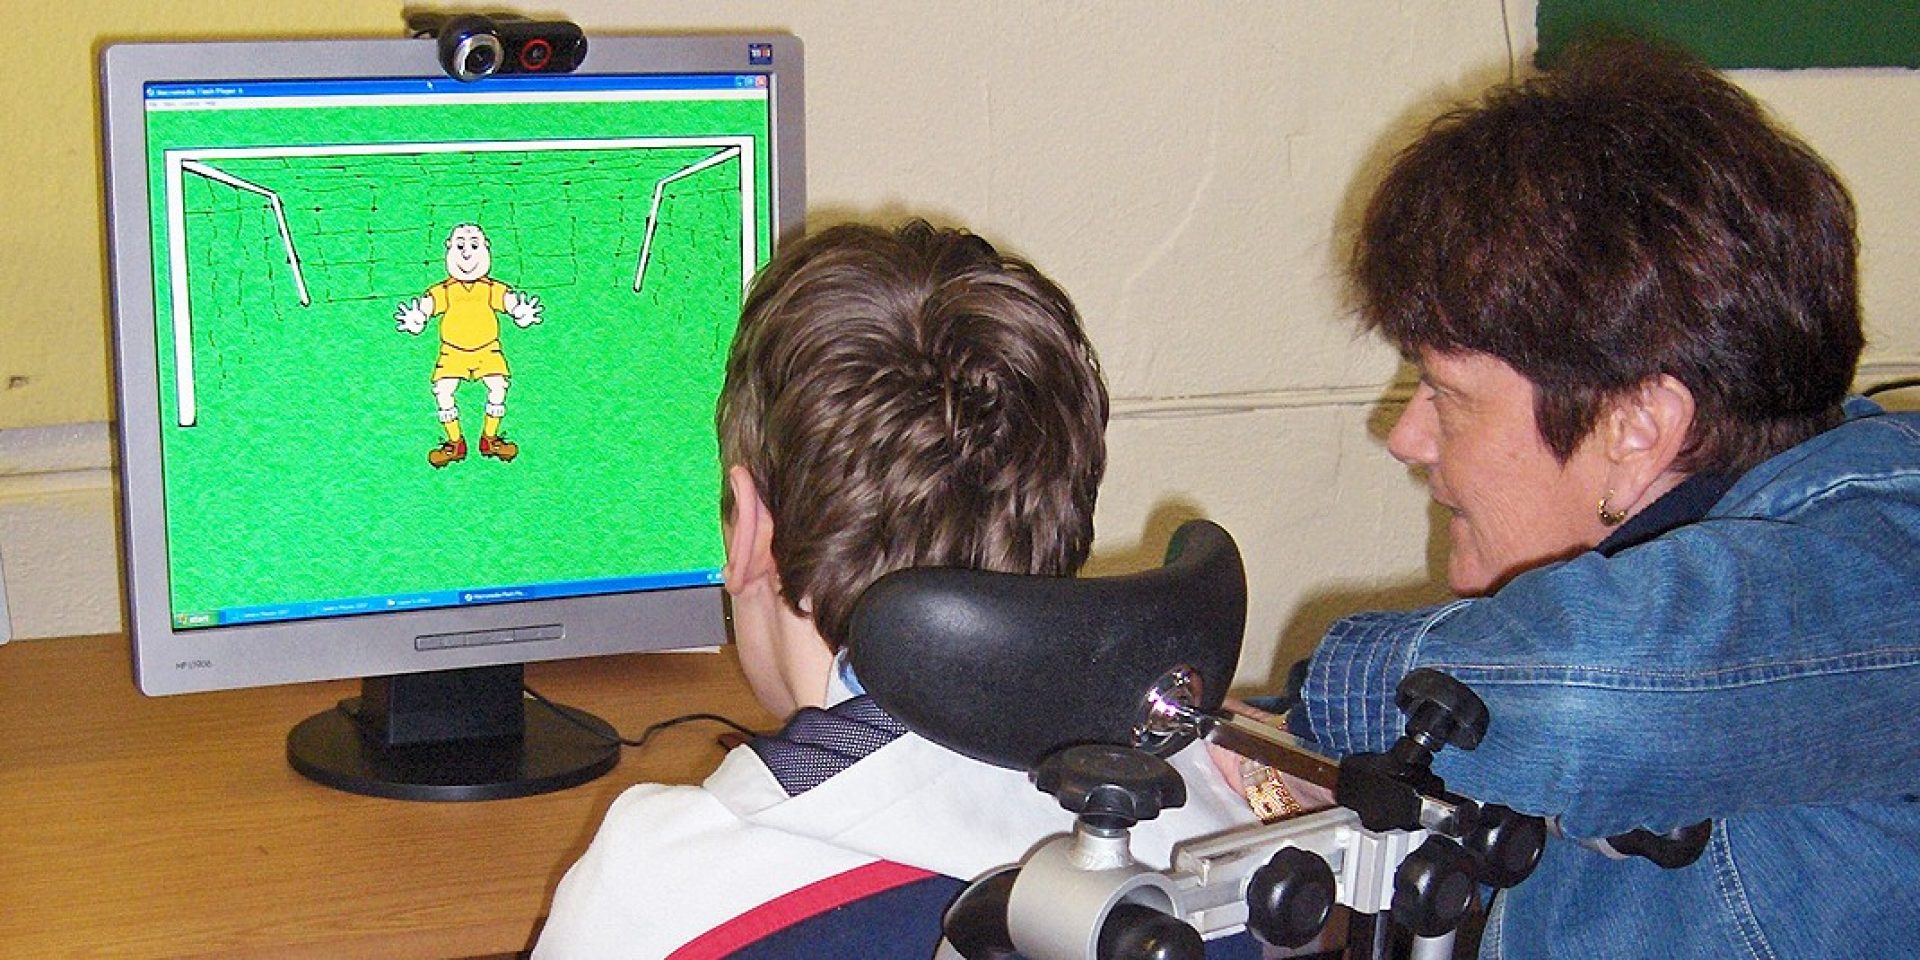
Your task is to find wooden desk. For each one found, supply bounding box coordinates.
[0,635,777,959]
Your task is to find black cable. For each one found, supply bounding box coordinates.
[523,683,765,748]
[1864,377,1920,398]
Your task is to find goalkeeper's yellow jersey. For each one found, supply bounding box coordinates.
[429,278,509,350]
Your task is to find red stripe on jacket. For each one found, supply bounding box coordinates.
[664,860,938,960]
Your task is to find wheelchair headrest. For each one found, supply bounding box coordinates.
[846,519,1247,771]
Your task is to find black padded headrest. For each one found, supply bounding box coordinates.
[847,519,1247,771]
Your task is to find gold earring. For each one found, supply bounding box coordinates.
[1598,491,1628,527]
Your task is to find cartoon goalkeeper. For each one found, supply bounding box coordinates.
[395,223,543,467]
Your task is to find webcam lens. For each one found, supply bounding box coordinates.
[447,31,505,81]
[466,45,498,74]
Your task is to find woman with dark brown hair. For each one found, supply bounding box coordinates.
[1280,39,1920,959]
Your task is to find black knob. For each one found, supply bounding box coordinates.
[1391,836,1477,938]
[1395,668,1488,753]
[941,868,1020,960]
[1459,800,1547,888]
[1032,744,1187,830]
[1098,903,1205,960]
[1245,845,1337,948]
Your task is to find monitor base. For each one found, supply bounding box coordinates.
[288,673,620,802]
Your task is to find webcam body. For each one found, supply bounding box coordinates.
[428,13,588,81]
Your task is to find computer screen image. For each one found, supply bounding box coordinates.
[102,33,804,800]
[149,91,761,627]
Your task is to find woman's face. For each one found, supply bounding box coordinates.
[1387,349,1614,595]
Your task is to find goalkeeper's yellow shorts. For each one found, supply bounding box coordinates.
[432,341,509,381]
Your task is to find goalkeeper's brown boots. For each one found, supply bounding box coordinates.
[428,438,468,468]
[480,434,519,462]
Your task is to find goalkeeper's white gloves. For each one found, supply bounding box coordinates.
[505,291,544,328]
[394,296,432,335]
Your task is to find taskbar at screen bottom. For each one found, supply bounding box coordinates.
[170,568,724,629]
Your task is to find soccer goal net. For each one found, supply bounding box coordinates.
[162,138,755,426]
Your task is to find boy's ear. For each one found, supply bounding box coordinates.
[722,465,777,597]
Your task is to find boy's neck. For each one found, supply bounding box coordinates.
[778,614,834,712]
[723,573,832,718]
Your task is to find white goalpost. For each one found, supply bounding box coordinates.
[166,158,311,427]
[632,145,745,293]
[181,160,312,306]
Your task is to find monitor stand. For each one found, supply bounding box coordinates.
[287,663,620,801]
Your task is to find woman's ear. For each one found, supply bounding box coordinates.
[722,465,777,597]
[1607,374,1697,501]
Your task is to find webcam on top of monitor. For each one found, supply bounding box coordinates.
[408,11,588,81]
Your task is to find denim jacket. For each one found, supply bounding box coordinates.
[1294,400,1920,959]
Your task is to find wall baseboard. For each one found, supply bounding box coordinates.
[0,545,12,644]
[0,421,119,639]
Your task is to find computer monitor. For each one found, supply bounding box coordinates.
[100,28,804,800]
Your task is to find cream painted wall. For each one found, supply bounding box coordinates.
[0,0,401,428]
[2,1,1916,690]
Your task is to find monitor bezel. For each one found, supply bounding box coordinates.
[102,34,804,696]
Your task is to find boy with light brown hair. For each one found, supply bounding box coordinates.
[536,220,1254,959]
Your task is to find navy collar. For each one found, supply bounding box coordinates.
[1595,472,1738,557]
[748,696,909,797]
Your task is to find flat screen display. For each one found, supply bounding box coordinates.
[145,73,769,628]
[103,35,803,698]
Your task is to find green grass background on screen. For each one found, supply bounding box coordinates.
[142,93,771,617]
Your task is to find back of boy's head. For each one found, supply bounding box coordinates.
[718,220,1109,650]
